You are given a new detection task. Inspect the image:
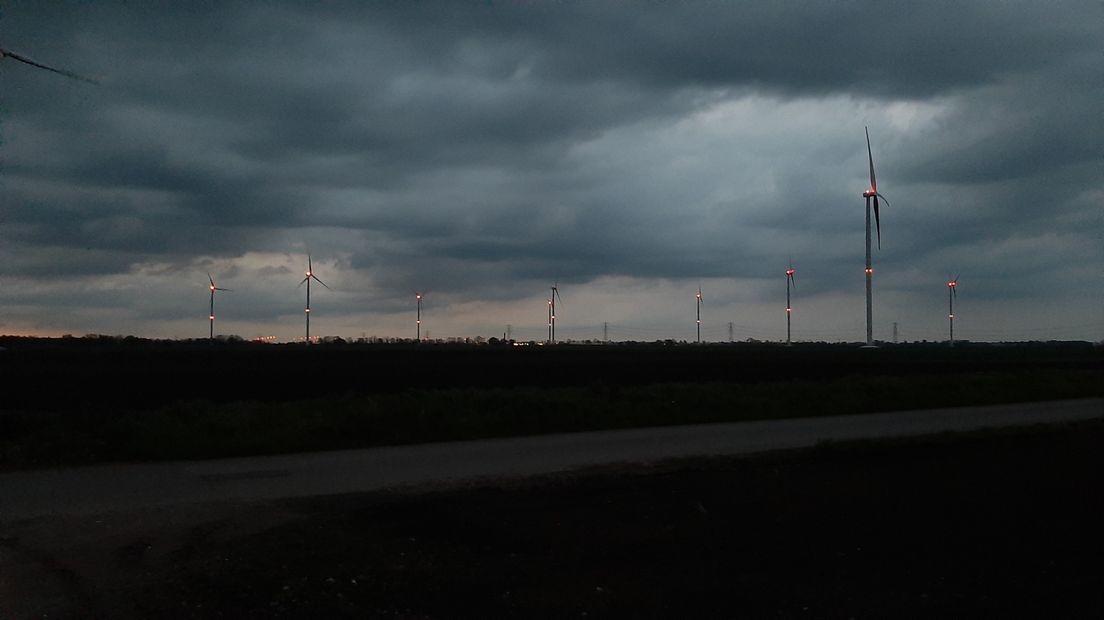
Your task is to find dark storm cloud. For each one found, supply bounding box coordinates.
[1,1,1101,338]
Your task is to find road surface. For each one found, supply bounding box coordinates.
[2,398,1101,520]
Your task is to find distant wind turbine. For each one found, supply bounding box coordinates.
[785,262,796,346]
[947,276,958,347]
[0,46,98,84]
[207,273,230,341]
[862,127,890,348]
[549,283,562,343]
[695,285,704,343]
[415,292,423,341]
[297,255,330,343]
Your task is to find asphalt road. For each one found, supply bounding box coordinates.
[2,398,1101,521]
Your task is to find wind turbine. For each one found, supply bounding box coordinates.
[947,276,958,347]
[0,46,98,84]
[695,285,704,343]
[415,292,423,341]
[549,283,562,343]
[862,127,890,347]
[785,262,796,346]
[297,255,330,343]
[207,273,230,341]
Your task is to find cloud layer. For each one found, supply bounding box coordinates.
[1,1,1101,342]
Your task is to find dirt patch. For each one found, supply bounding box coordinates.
[3,421,1102,618]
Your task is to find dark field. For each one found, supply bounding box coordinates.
[4,420,1101,618]
[1,338,1101,470]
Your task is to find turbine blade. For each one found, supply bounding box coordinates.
[308,254,313,272]
[216,287,231,292]
[1,48,98,84]
[297,277,309,289]
[208,272,216,286]
[312,275,331,289]
[791,273,795,288]
[873,195,882,250]
[865,126,876,191]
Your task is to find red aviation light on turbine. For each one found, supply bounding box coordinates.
[865,267,873,274]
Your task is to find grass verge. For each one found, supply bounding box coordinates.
[2,367,1101,470]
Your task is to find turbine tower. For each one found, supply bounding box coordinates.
[0,46,98,84]
[785,262,796,346]
[695,286,704,343]
[549,283,562,343]
[947,276,958,347]
[297,255,330,343]
[415,292,423,341]
[207,273,230,341]
[862,127,890,348]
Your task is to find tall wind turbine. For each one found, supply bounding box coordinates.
[549,283,562,343]
[862,127,890,347]
[785,262,796,346]
[297,255,330,343]
[207,273,230,341]
[415,292,423,341]
[947,276,958,347]
[0,46,98,84]
[695,285,704,343]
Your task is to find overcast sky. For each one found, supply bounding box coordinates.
[1,1,1101,343]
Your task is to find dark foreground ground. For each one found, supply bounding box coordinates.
[3,340,1101,470]
[3,420,1101,618]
